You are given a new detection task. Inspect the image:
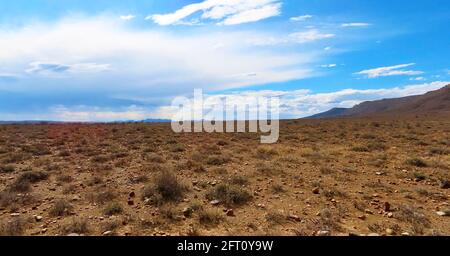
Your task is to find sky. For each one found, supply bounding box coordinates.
[0,0,449,121]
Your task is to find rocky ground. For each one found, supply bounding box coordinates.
[0,117,449,236]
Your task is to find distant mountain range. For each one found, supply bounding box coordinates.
[0,119,171,125]
[307,84,450,119]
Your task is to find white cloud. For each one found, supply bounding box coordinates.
[147,0,282,26]
[120,15,135,21]
[26,62,111,75]
[356,63,424,78]
[0,16,317,95]
[290,15,313,22]
[320,64,336,68]
[288,30,335,43]
[341,23,371,28]
[161,81,448,119]
[247,29,335,46]
[409,76,425,81]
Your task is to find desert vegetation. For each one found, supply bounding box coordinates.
[0,117,449,236]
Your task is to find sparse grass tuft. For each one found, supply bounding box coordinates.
[0,218,26,236]
[103,202,123,216]
[62,218,89,235]
[49,200,73,217]
[406,158,428,167]
[198,209,222,226]
[142,170,186,205]
[206,183,251,207]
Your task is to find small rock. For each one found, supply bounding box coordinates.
[386,228,394,235]
[440,180,450,189]
[436,210,450,216]
[35,215,43,222]
[367,233,380,236]
[316,230,330,236]
[67,233,80,236]
[357,215,366,220]
[210,200,221,206]
[129,191,136,198]
[72,195,81,201]
[226,209,235,217]
[182,207,193,217]
[312,187,320,194]
[10,213,20,217]
[103,231,113,236]
[288,214,301,222]
[364,209,374,214]
[387,212,393,218]
[127,200,134,206]
[384,202,391,212]
[401,232,410,236]
[375,172,383,176]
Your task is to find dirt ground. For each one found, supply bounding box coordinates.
[0,117,449,236]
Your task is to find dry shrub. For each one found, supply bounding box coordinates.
[0,218,26,236]
[142,170,186,205]
[49,200,73,217]
[206,183,251,207]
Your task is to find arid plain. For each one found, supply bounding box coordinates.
[0,116,449,236]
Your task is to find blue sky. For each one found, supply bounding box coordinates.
[0,0,449,121]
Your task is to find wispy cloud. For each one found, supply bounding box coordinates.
[147,0,282,26]
[356,63,424,78]
[410,76,425,81]
[290,15,313,22]
[288,29,335,43]
[247,29,335,45]
[26,62,111,75]
[120,15,135,21]
[341,23,371,28]
[0,73,20,83]
[320,64,337,68]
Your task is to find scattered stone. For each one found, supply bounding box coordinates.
[312,187,320,194]
[210,200,221,206]
[436,210,450,217]
[10,213,20,217]
[288,214,301,222]
[375,172,383,176]
[440,180,450,189]
[367,233,380,236]
[103,230,113,236]
[387,212,394,218]
[72,195,81,201]
[364,209,374,215]
[357,215,366,220]
[182,207,193,218]
[127,200,134,206]
[226,209,235,217]
[384,202,391,212]
[67,233,80,236]
[257,203,266,209]
[386,228,394,235]
[35,215,43,222]
[401,232,410,236]
[129,191,136,198]
[316,230,330,236]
